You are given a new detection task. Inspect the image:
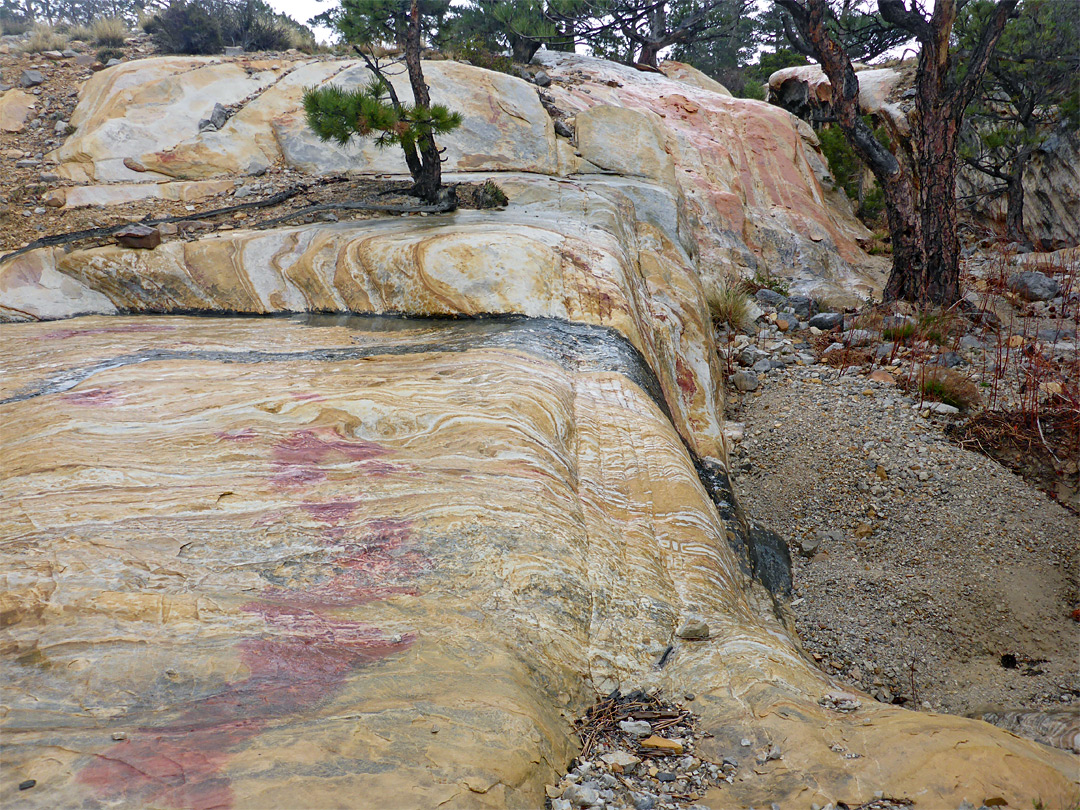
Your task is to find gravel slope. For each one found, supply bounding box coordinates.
[729,363,1079,721]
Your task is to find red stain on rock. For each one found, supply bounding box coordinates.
[268,465,327,489]
[42,323,175,340]
[269,429,394,490]
[273,429,390,465]
[77,518,426,809]
[675,355,697,397]
[260,518,430,608]
[301,499,361,525]
[61,387,124,406]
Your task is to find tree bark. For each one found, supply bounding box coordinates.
[880,0,1018,305]
[777,0,924,302]
[1003,151,1029,244]
[510,36,542,63]
[636,41,662,67]
[403,0,443,204]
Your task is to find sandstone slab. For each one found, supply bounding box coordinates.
[3,315,1071,810]
[45,178,234,209]
[0,174,728,464]
[537,51,885,304]
[0,89,36,133]
[44,53,885,302]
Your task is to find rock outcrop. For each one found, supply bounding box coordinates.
[957,126,1080,248]
[46,52,885,302]
[769,64,1080,247]
[1,53,1076,810]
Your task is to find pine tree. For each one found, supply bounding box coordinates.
[958,0,1079,245]
[302,0,462,205]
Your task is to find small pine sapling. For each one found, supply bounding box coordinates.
[303,79,462,189]
[302,0,463,206]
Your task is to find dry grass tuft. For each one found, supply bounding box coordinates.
[19,24,69,53]
[704,277,753,331]
[63,22,94,41]
[911,367,982,411]
[91,17,128,47]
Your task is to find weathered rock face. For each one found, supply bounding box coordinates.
[48,53,885,301]
[1,175,728,463]
[769,64,1080,247]
[3,314,1075,810]
[957,127,1080,247]
[1,52,1077,810]
[769,64,910,138]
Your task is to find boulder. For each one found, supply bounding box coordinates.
[19,69,44,88]
[198,101,229,131]
[731,371,760,392]
[787,294,815,320]
[114,223,162,249]
[809,311,844,330]
[755,288,787,308]
[1008,270,1061,301]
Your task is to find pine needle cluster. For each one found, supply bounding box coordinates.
[303,80,462,153]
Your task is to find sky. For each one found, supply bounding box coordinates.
[268,0,924,62]
[267,0,338,43]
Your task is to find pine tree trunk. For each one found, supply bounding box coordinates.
[636,41,661,68]
[511,37,541,64]
[881,170,924,302]
[403,0,443,204]
[1004,152,1029,245]
[902,10,963,308]
[916,122,962,305]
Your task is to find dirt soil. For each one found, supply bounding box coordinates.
[726,300,1079,727]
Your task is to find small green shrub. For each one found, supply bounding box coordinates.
[882,321,917,343]
[819,116,891,225]
[745,271,790,297]
[739,81,766,101]
[97,47,124,64]
[860,185,886,222]
[147,1,223,54]
[147,0,308,54]
[91,16,128,47]
[221,0,293,52]
[19,24,69,54]
[475,180,508,209]
[449,36,514,74]
[915,308,965,346]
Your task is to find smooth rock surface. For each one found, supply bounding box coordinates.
[46,54,885,301]
[1008,270,1061,301]
[0,89,36,133]
[1,51,1076,810]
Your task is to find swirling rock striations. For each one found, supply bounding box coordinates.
[0,53,1076,810]
[45,52,884,302]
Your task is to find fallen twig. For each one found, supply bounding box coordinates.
[0,187,304,264]
[253,199,456,229]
